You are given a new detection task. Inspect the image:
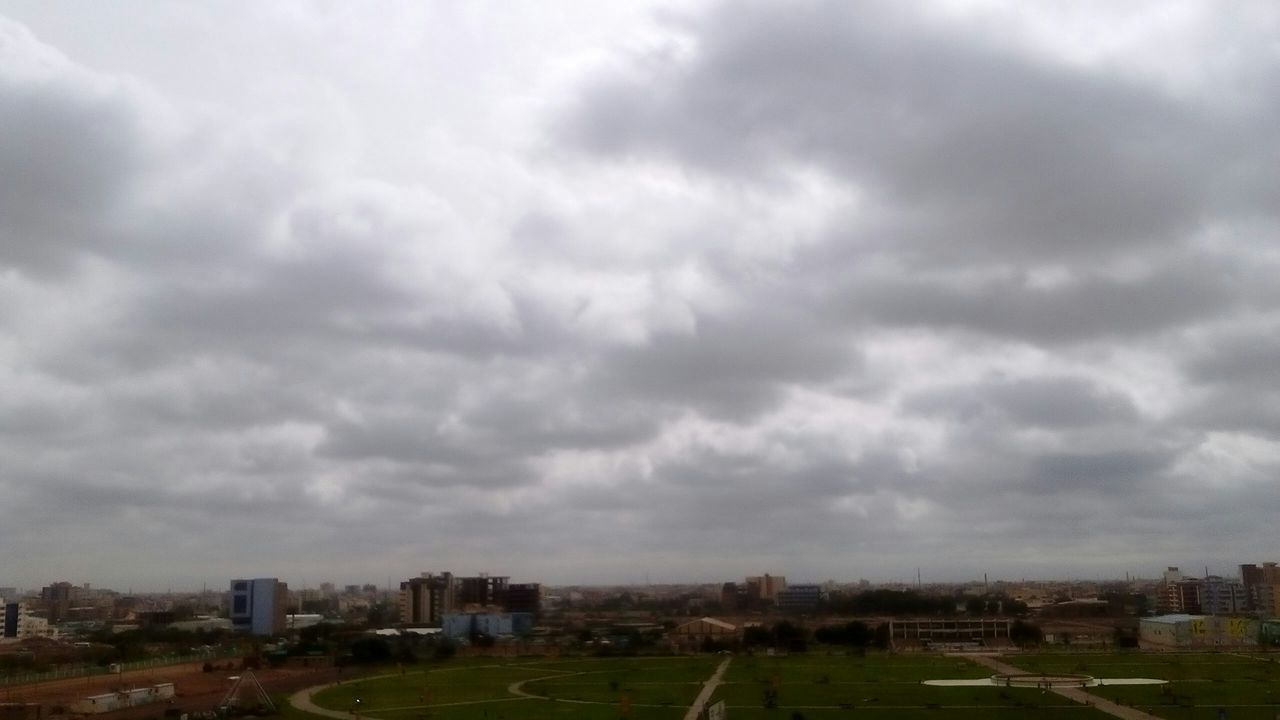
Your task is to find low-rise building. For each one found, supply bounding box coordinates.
[668,617,739,650]
[1138,614,1258,649]
[441,612,533,639]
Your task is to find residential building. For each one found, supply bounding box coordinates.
[1240,562,1280,615]
[398,573,455,626]
[744,574,786,603]
[229,578,288,635]
[1201,576,1247,616]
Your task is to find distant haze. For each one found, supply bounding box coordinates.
[1,1,1277,591]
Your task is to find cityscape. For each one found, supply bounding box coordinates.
[4,0,1280,718]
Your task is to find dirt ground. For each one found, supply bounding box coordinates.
[1,661,339,720]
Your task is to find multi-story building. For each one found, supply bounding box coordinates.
[1201,576,1247,615]
[1241,562,1280,615]
[399,573,455,626]
[458,575,509,608]
[2,602,56,642]
[503,583,541,615]
[744,574,787,604]
[229,578,288,635]
[776,584,823,611]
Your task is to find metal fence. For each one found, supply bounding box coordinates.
[0,646,242,687]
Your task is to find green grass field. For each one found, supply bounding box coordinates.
[1005,651,1280,719]
[293,650,1280,720]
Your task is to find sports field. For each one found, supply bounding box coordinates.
[295,653,1120,720]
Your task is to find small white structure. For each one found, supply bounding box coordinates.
[71,684,175,714]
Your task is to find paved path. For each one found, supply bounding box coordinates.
[682,658,731,720]
[964,654,1162,720]
[289,684,356,720]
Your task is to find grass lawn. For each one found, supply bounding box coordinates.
[295,652,1126,720]
[1000,650,1280,719]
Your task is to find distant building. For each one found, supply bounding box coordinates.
[888,618,1011,650]
[1200,576,1247,616]
[2,602,56,642]
[1241,562,1280,616]
[776,584,822,611]
[504,583,541,615]
[229,578,288,635]
[458,575,509,608]
[1139,614,1258,649]
[744,575,787,603]
[669,617,739,650]
[399,573,455,626]
[441,612,532,639]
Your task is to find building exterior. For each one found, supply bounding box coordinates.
[1139,614,1259,649]
[399,573,455,626]
[1241,562,1280,615]
[70,685,174,714]
[1200,576,1247,615]
[888,618,1012,650]
[776,584,822,611]
[229,578,288,635]
[503,583,541,615]
[744,575,787,603]
[441,612,532,639]
[668,617,739,650]
[457,575,509,608]
[2,603,56,642]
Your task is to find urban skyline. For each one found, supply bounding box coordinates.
[2,2,1279,590]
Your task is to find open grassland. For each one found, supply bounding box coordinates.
[1005,650,1280,719]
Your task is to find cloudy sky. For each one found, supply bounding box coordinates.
[2,1,1278,592]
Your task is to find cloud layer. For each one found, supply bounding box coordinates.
[1,1,1278,589]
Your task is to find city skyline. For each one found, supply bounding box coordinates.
[2,1,1278,590]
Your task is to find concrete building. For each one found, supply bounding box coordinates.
[503,583,541,615]
[457,575,509,608]
[776,584,822,611]
[744,575,786,603]
[1241,562,1280,615]
[1139,614,1259,649]
[399,573,455,626]
[888,618,1012,650]
[1201,576,1247,616]
[2,603,56,642]
[441,612,532,639]
[229,578,288,635]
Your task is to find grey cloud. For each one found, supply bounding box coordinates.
[0,50,148,274]
[906,375,1140,429]
[559,1,1250,263]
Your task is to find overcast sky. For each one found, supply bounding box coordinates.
[2,1,1278,592]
